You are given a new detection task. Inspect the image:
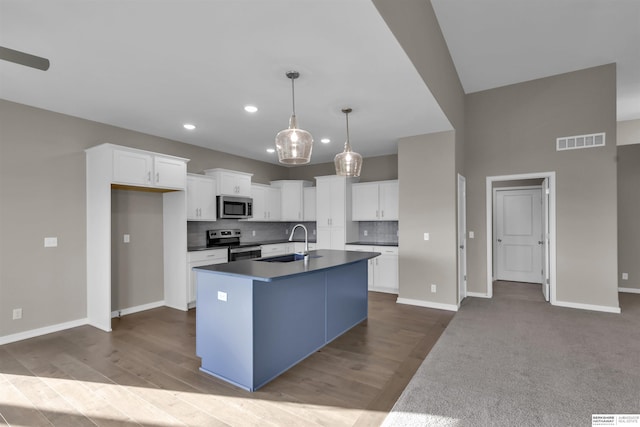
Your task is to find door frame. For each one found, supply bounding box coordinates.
[457,174,467,305]
[485,172,556,303]
[492,185,543,283]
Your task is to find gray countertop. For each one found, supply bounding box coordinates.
[345,241,398,247]
[194,249,379,282]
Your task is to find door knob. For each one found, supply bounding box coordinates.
[497,239,502,243]
[538,241,544,245]
[459,245,464,249]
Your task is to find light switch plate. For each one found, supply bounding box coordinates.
[217,291,227,302]
[622,273,629,280]
[424,233,429,241]
[123,234,130,243]
[469,231,475,239]
[44,237,58,247]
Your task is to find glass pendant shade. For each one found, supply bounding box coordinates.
[334,108,362,177]
[275,71,313,165]
[275,114,313,164]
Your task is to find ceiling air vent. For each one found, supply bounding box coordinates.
[556,132,605,151]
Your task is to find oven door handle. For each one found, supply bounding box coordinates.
[229,246,262,254]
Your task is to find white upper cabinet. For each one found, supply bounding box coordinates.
[270,180,312,222]
[352,180,399,221]
[187,174,217,221]
[248,184,281,221]
[303,187,316,221]
[203,168,252,197]
[112,147,187,190]
[315,175,358,249]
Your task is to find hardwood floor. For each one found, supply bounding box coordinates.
[0,292,453,427]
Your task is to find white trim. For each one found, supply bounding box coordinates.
[619,287,640,294]
[554,300,621,314]
[486,172,557,303]
[466,292,490,298]
[396,297,459,312]
[0,318,89,345]
[111,300,165,318]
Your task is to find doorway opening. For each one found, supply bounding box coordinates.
[486,172,556,304]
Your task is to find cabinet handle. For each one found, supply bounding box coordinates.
[156,172,159,183]
[147,171,151,182]
[376,210,379,218]
[381,210,384,218]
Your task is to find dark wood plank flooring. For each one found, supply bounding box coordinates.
[0,292,454,426]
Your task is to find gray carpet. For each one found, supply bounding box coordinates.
[382,282,640,427]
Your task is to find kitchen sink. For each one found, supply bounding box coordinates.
[257,253,321,263]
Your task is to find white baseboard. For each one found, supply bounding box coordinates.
[619,287,640,294]
[553,300,621,314]
[111,300,165,318]
[0,318,89,346]
[466,292,490,298]
[396,297,459,312]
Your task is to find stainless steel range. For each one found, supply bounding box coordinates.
[206,229,261,262]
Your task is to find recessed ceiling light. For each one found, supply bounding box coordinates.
[244,105,258,113]
[321,138,331,144]
[183,123,196,130]
[266,148,275,153]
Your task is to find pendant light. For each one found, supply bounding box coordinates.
[275,71,313,164]
[334,107,362,177]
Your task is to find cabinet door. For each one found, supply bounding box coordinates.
[266,187,281,221]
[316,181,332,227]
[352,182,379,221]
[374,249,399,293]
[280,182,303,221]
[187,176,200,220]
[218,171,239,195]
[316,227,332,249]
[329,178,346,225]
[379,181,399,221]
[249,185,267,221]
[154,156,186,189]
[113,149,153,186]
[329,226,345,249]
[261,244,287,256]
[303,187,316,221]
[198,177,217,220]
[235,174,252,197]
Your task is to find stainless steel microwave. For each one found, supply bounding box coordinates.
[217,195,253,219]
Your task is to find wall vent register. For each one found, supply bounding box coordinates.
[556,132,605,151]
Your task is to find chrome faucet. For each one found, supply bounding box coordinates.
[289,224,309,259]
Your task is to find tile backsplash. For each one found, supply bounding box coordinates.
[188,220,317,247]
[188,220,398,247]
[356,221,399,244]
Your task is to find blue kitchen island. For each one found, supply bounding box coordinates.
[194,249,379,391]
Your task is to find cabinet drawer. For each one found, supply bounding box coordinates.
[188,249,228,264]
[373,246,398,255]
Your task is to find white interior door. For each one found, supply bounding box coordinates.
[496,188,543,283]
[541,178,550,301]
[457,174,467,303]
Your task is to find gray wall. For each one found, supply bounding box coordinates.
[465,64,619,309]
[374,0,465,307]
[0,99,290,337]
[398,131,458,306]
[286,154,398,183]
[111,189,164,311]
[618,144,640,290]
[617,119,640,146]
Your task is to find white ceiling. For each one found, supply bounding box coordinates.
[1,1,638,167]
[432,0,640,122]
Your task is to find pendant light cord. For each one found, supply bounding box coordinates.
[344,109,352,151]
[291,77,296,115]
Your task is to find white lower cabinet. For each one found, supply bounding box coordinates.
[261,243,294,257]
[187,249,228,308]
[345,245,398,294]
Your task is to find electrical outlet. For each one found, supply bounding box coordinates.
[252,230,256,237]
[469,231,475,239]
[364,230,368,236]
[13,308,22,320]
[622,272,629,280]
[123,234,130,243]
[430,284,437,293]
[424,233,430,241]
[217,291,227,302]
[313,229,316,235]
[285,229,289,235]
